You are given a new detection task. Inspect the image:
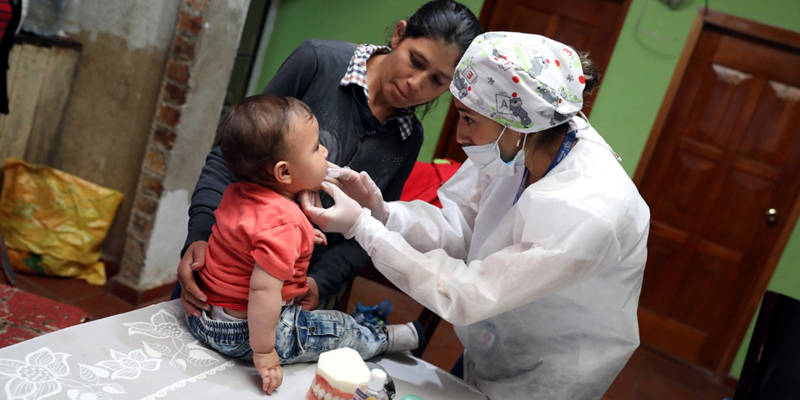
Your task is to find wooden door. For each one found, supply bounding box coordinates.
[435,0,631,161]
[634,10,800,378]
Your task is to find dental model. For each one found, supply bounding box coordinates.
[305,348,371,400]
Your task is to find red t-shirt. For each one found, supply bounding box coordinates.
[198,182,314,310]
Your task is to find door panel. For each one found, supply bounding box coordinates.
[636,14,800,374]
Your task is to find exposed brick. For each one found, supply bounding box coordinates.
[143,148,166,176]
[187,0,207,11]
[133,194,159,216]
[178,12,203,35]
[153,126,176,150]
[173,34,196,60]
[166,59,190,83]
[157,104,180,128]
[139,173,164,197]
[123,236,145,266]
[163,81,188,106]
[129,212,154,240]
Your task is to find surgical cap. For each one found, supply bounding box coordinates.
[449,32,585,133]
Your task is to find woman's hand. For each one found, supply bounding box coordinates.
[325,165,389,224]
[300,182,364,233]
[253,350,283,395]
[177,241,210,317]
[296,277,320,311]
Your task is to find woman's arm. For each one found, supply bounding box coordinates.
[177,146,235,314]
[249,265,284,395]
[306,238,369,301]
[182,146,235,256]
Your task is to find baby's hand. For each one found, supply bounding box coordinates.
[314,229,328,246]
[253,351,283,394]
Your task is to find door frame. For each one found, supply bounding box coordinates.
[434,0,633,160]
[633,8,800,380]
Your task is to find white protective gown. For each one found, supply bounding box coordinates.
[350,123,650,399]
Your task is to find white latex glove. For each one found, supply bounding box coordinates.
[357,171,390,224]
[326,166,389,224]
[324,164,358,188]
[300,182,367,234]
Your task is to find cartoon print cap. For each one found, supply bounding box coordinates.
[450,32,585,133]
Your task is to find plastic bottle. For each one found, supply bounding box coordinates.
[352,369,389,400]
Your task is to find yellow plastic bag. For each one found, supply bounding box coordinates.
[0,158,124,285]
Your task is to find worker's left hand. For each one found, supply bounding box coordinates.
[300,182,365,234]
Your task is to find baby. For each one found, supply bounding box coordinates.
[185,94,423,395]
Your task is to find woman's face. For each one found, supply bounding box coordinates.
[382,25,461,109]
[454,98,521,162]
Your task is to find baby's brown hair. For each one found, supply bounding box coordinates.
[219,94,314,185]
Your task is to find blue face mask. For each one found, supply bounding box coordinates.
[462,126,523,179]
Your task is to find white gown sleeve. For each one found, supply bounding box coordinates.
[382,161,482,259]
[352,193,623,327]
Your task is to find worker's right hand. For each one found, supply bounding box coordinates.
[326,166,389,224]
[177,240,210,317]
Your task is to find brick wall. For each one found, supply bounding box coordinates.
[114,0,208,305]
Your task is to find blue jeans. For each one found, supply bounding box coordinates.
[186,305,388,363]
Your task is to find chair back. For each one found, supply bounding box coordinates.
[733,290,800,400]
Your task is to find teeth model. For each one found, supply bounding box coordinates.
[305,348,370,400]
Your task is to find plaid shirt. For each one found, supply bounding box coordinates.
[340,44,414,140]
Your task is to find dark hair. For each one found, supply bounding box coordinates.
[524,51,600,159]
[394,0,483,116]
[402,0,482,55]
[219,94,314,186]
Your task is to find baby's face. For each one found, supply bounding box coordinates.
[285,114,328,192]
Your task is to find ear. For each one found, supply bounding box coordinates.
[390,20,407,49]
[273,161,292,184]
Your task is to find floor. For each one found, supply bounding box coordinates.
[7,272,737,400]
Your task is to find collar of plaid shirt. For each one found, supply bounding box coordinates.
[340,44,415,140]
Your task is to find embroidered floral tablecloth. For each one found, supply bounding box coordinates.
[0,300,486,400]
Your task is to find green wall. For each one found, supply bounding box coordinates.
[255,0,485,162]
[256,0,800,380]
[589,0,800,378]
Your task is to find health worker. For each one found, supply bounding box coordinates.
[302,31,651,400]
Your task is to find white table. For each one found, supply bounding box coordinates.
[0,300,486,399]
